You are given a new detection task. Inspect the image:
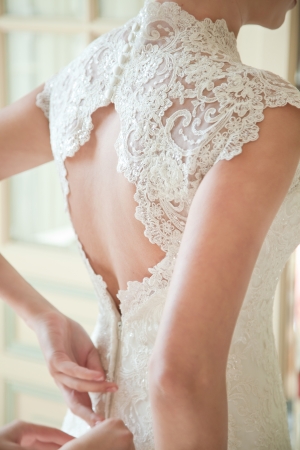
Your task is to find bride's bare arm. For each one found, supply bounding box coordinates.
[148,105,300,450]
[0,85,52,180]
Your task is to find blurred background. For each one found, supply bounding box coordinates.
[0,0,299,447]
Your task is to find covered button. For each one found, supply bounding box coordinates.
[131,22,140,32]
[113,65,123,76]
[123,43,131,53]
[119,53,128,65]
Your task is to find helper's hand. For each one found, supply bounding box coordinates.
[0,420,73,450]
[61,419,135,450]
[31,310,118,426]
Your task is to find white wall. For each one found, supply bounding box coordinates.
[237,11,293,80]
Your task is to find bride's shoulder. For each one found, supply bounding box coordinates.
[242,65,300,140]
[215,59,300,110]
[210,60,300,163]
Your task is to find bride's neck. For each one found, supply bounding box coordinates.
[154,0,244,37]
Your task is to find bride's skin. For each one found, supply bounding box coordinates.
[157,0,297,35]
[0,0,299,449]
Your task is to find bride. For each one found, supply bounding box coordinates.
[1,0,300,448]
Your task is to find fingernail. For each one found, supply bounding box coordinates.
[92,416,104,426]
[106,386,118,392]
[95,375,105,381]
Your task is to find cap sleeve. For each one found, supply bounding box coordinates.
[212,68,300,165]
[36,75,58,120]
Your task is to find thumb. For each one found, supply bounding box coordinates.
[60,384,104,427]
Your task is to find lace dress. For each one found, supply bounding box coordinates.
[36,1,300,448]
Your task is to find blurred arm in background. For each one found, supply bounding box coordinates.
[0,87,118,426]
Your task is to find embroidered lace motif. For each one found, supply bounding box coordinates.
[36,1,300,449]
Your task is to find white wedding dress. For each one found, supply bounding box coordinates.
[36,1,300,448]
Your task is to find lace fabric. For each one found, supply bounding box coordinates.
[36,1,300,448]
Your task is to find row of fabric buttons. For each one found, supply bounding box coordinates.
[104,21,141,103]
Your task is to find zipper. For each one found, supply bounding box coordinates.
[108,319,122,418]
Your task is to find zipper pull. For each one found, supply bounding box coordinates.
[118,321,122,340]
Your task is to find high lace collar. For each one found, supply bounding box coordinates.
[139,0,241,63]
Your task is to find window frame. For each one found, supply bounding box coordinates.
[0,0,126,249]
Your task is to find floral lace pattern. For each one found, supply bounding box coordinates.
[37,1,300,449]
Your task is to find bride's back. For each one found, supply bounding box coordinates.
[65,103,165,309]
